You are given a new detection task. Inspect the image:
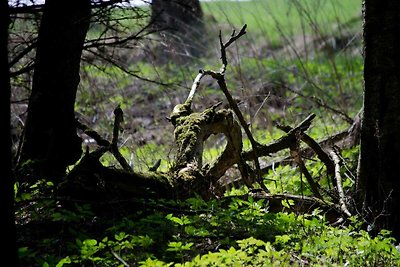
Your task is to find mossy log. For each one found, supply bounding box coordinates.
[65,106,324,202]
[65,104,244,200]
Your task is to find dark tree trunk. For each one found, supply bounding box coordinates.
[20,0,91,179]
[0,0,19,265]
[357,0,400,240]
[151,0,203,30]
[151,0,204,59]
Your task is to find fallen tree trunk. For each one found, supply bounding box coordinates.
[66,104,245,200]
[64,104,332,206]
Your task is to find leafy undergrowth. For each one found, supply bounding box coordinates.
[16,179,400,267]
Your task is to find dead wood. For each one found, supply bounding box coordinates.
[75,105,131,172]
[68,103,246,200]
[63,25,359,221]
[201,24,267,193]
[276,123,335,183]
[328,148,352,217]
[258,113,361,177]
[242,113,316,161]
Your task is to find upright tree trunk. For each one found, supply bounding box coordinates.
[151,0,204,59]
[20,0,91,179]
[0,0,19,265]
[151,0,203,30]
[358,0,400,239]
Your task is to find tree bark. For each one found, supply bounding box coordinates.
[151,0,203,32]
[0,0,19,265]
[357,0,400,239]
[151,0,205,59]
[20,0,91,179]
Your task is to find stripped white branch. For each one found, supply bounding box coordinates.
[186,71,205,105]
[329,149,352,217]
[110,249,130,267]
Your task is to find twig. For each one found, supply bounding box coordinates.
[84,49,172,87]
[279,82,353,124]
[242,113,317,160]
[149,159,161,172]
[9,39,37,67]
[276,123,336,187]
[283,114,322,198]
[290,146,322,199]
[111,105,132,172]
[76,106,132,172]
[253,119,359,182]
[328,149,352,217]
[219,24,247,73]
[251,92,270,125]
[10,62,35,77]
[76,120,110,147]
[110,249,130,267]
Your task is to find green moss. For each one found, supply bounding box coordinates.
[175,113,202,150]
[172,107,217,169]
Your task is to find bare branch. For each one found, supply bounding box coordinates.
[76,120,110,147]
[276,122,336,186]
[290,145,322,199]
[199,24,268,191]
[9,40,37,68]
[219,24,247,73]
[186,71,205,105]
[328,149,352,217]
[242,113,316,160]
[83,49,172,86]
[76,106,132,172]
[111,106,132,172]
[10,4,45,15]
[110,250,130,267]
[223,24,247,49]
[83,16,156,49]
[10,62,35,77]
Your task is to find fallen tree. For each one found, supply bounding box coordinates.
[63,25,360,223]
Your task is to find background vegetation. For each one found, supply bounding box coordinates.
[69,0,363,172]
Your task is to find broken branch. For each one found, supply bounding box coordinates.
[276,122,336,187]
[76,105,132,172]
[219,24,247,72]
[186,71,205,106]
[111,106,132,172]
[201,24,267,192]
[328,149,352,217]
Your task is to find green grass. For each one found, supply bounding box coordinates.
[202,0,362,43]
